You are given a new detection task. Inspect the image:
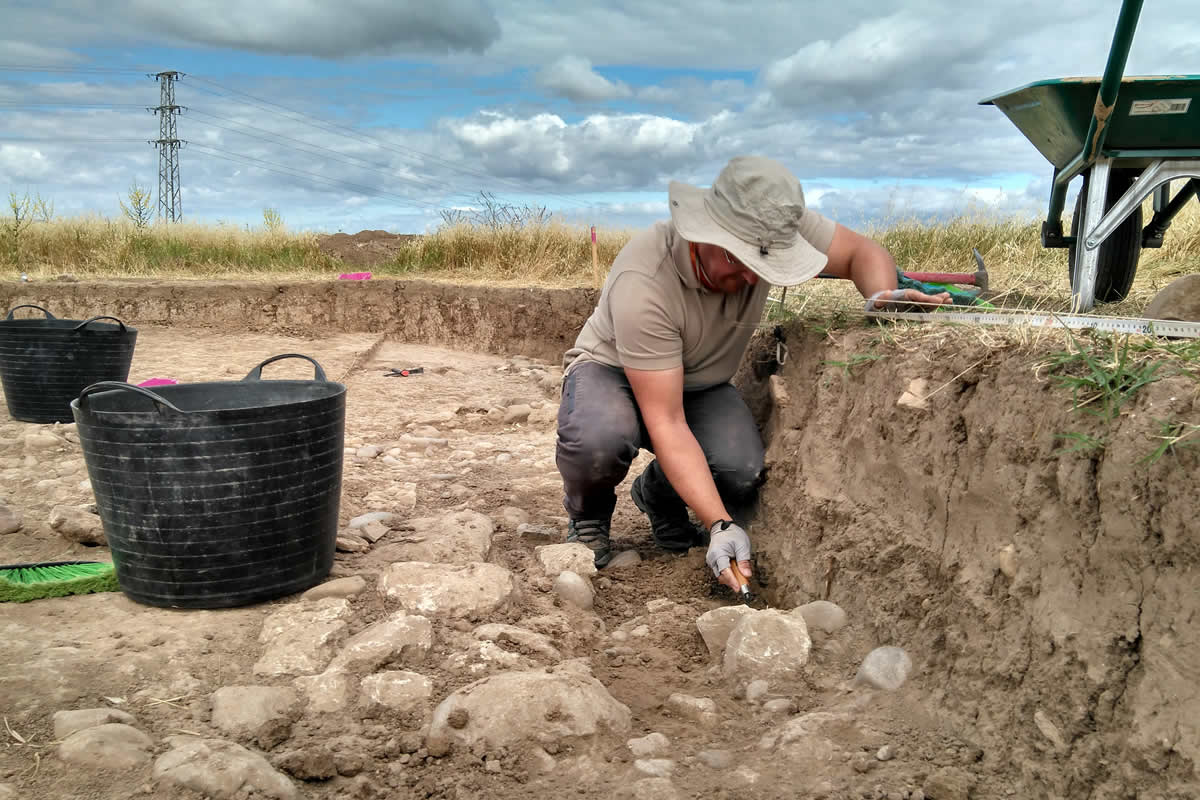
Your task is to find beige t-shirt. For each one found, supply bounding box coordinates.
[564,215,836,390]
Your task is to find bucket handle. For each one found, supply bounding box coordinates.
[72,316,128,333]
[242,353,328,383]
[5,304,56,320]
[77,382,184,415]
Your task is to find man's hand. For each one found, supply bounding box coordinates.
[866,288,952,312]
[706,520,753,591]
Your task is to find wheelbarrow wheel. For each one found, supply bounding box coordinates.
[1067,168,1142,303]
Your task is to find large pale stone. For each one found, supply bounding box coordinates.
[473,624,561,661]
[535,543,598,577]
[855,646,913,691]
[792,601,848,634]
[210,686,300,749]
[374,509,494,565]
[154,736,297,800]
[49,504,105,545]
[427,670,631,757]
[300,576,367,601]
[1145,274,1200,322]
[253,599,352,677]
[53,707,136,740]
[360,671,433,714]
[329,610,433,671]
[695,605,755,656]
[293,669,353,713]
[553,571,595,610]
[58,723,152,770]
[723,609,811,683]
[378,562,517,619]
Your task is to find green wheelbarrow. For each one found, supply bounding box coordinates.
[980,0,1200,311]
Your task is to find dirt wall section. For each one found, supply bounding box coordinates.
[0,280,599,366]
[743,325,1199,799]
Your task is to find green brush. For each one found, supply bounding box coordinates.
[0,561,120,603]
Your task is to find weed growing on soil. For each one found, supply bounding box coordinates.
[822,352,887,381]
[1141,419,1200,464]
[1046,331,1163,422]
[1054,431,1108,456]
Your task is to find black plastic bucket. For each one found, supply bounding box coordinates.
[70,354,346,609]
[0,305,138,424]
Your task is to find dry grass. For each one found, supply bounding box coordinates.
[3,201,1197,316]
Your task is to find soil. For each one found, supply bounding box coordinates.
[316,230,421,268]
[0,280,1197,800]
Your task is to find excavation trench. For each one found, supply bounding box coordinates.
[1,279,1197,799]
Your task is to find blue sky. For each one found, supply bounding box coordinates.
[1,0,1197,234]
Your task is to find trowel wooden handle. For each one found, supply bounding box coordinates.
[729,561,749,590]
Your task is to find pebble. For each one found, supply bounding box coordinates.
[335,534,370,553]
[876,744,895,762]
[627,732,670,758]
[697,749,734,769]
[0,505,21,535]
[630,625,650,638]
[356,445,381,459]
[666,694,718,727]
[553,571,595,610]
[745,680,769,703]
[53,708,137,740]
[793,600,848,633]
[856,646,913,691]
[503,404,533,424]
[301,575,367,601]
[59,724,153,770]
[763,698,797,715]
[634,758,674,777]
[348,511,394,529]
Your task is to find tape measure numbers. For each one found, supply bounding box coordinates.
[864,309,1200,339]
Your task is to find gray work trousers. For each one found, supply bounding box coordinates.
[554,361,765,525]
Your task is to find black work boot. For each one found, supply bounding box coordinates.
[566,518,613,568]
[631,470,706,553]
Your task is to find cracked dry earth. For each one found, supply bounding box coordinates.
[3,327,992,800]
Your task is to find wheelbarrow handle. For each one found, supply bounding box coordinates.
[242,353,328,383]
[5,304,56,320]
[72,316,128,333]
[76,382,185,416]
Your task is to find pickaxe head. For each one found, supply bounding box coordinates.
[972,248,989,293]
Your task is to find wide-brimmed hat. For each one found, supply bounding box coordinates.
[668,155,827,286]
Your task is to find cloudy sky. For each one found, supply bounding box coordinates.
[1,0,1197,233]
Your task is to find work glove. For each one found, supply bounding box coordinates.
[706,520,753,588]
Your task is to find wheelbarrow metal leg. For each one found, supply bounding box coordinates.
[1144,178,1200,248]
[1073,159,1111,312]
[1085,160,1200,249]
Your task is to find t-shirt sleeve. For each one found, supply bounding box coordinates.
[608,272,683,371]
[799,209,837,254]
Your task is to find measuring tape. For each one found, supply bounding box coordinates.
[864,308,1200,339]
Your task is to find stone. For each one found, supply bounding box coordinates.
[474,623,561,661]
[631,625,650,638]
[360,671,433,714]
[516,522,559,539]
[349,511,394,529]
[627,732,670,758]
[922,767,975,800]
[426,670,632,757]
[273,746,338,781]
[553,571,595,610]
[503,404,533,424]
[996,545,1018,579]
[443,639,534,677]
[745,680,770,703]
[300,575,367,601]
[211,686,300,749]
[497,506,529,528]
[53,707,137,740]
[621,778,681,800]
[0,505,20,535]
[24,431,62,450]
[897,378,930,410]
[58,723,152,770]
[763,698,797,715]
[336,534,370,553]
[606,550,643,569]
[379,561,517,619]
[535,543,598,577]
[855,646,913,691]
[330,610,433,671]
[759,712,849,759]
[49,504,105,545]
[666,694,718,727]
[696,605,755,656]
[1033,709,1068,752]
[293,669,354,713]
[697,749,735,769]
[253,599,352,677]
[356,445,381,459]
[792,600,848,634]
[634,759,674,777]
[876,744,896,761]
[723,609,812,682]
[360,520,389,543]
[375,509,494,565]
[1145,274,1200,322]
[155,736,297,800]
